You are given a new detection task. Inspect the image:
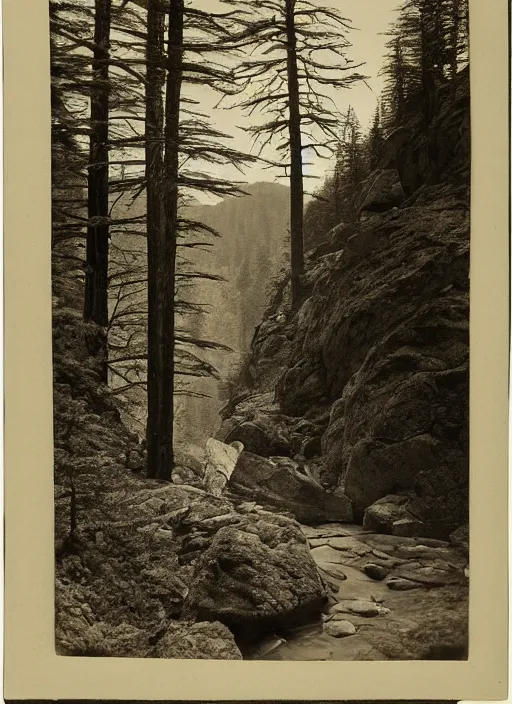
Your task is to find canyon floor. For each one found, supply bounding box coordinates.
[247,521,468,661]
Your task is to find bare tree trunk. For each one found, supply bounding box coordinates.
[146,0,183,480]
[84,0,111,359]
[157,0,184,478]
[285,0,304,311]
[145,0,166,479]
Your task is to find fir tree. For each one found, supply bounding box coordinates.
[222,0,365,309]
[367,106,385,171]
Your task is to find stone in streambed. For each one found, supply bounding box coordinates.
[333,600,389,617]
[392,517,425,537]
[324,619,357,638]
[394,565,456,587]
[184,515,326,635]
[363,563,389,581]
[386,577,422,591]
[229,451,353,524]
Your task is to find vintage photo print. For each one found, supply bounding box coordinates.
[51,0,471,661]
[3,0,509,699]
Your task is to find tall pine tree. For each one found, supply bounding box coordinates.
[223,0,364,309]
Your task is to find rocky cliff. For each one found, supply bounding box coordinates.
[222,68,470,540]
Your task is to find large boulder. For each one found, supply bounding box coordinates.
[225,418,291,457]
[363,494,423,536]
[359,169,405,214]
[184,513,326,637]
[229,451,353,524]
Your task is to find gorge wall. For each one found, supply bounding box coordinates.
[221,68,470,539]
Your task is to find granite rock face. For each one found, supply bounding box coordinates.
[156,620,242,660]
[222,69,470,538]
[358,168,405,215]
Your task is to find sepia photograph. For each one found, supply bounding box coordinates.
[49,0,473,663]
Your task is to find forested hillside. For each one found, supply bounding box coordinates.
[107,182,290,443]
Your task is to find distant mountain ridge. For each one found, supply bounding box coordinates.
[180,181,291,443]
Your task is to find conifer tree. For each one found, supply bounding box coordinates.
[380,0,469,136]
[335,106,367,221]
[145,0,167,477]
[367,106,385,171]
[84,0,112,337]
[142,0,255,479]
[381,32,410,131]
[223,0,364,309]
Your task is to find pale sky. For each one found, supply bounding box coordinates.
[187,0,400,189]
[112,0,401,200]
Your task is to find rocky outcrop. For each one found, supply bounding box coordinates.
[363,494,430,537]
[226,185,469,536]
[226,417,291,457]
[156,620,242,660]
[358,169,405,215]
[223,68,470,539]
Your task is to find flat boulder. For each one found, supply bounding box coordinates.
[229,451,353,524]
[363,493,458,540]
[324,619,356,638]
[363,494,416,534]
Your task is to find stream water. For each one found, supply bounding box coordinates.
[244,522,469,661]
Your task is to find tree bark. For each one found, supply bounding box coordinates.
[157,0,184,479]
[84,0,111,353]
[146,0,183,480]
[285,0,304,311]
[145,0,166,478]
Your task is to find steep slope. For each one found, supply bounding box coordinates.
[53,283,328,657]
[222,68,470,540]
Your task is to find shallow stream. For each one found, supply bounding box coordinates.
[244,522,469,661]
